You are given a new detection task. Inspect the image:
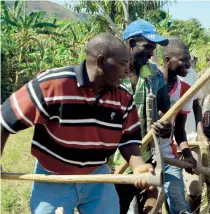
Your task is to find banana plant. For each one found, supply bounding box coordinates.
[1,0,58,87]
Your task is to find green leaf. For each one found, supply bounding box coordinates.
[2,18,19,28]
[59,22,73,33]
[14,0,25,18]
[1,0,10,20]
[32,22,58,29]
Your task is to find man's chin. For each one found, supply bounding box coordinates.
[179,71,188,77]
[105,82,119,89]
[133,57,148,67]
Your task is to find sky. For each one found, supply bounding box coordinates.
[163,0,210,29]
[50,0,210,29]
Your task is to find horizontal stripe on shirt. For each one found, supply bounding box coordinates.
[1,62,142,174]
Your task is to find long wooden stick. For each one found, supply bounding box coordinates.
[114,156,210,176]
[163,157,210,176]
[115,70,210,174]
[1,171,162,186]
[188,141,209,148]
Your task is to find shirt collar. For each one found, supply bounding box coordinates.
[74,60,89,87]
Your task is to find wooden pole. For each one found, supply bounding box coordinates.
[1,172,162,187]
[115,70,210,174]
[114,156,210,176]
[163,157,210,176]
[188,141,209,148]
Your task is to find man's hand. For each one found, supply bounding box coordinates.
[133,164,154,190]
[182,148,197,174]
[151,120,172,138]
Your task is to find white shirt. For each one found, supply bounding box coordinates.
[179,68,198,140]
[159,77,192,158]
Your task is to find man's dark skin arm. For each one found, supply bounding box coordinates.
[174,113,197,173]
[1,126,10,155]
[193,98,202,127]
[152,85,172,137]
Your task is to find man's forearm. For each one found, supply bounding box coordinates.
[119,144,145,171]
[1,126,10,155]
[193,99,202,126]
[174,128,187,146]
[174,128,193,154]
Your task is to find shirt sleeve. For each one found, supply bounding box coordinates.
[119,97,142,147]
[0,78,49,134]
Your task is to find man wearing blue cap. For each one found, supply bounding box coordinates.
[110,20,192,214]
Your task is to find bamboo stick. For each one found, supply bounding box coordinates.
[114,156,210,176]
[115,70,210,174]
[188,141,209,148]
[163,157,210,176]
[1,171,162,186]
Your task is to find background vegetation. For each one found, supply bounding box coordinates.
[1,0,210,103]
[1,0,210,213]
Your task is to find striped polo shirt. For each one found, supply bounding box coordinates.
[0,60,142,175]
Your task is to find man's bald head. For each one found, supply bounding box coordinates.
[162,36,191,78]
[85,33,130,89]
[86,32,128,59]
[162,36,190,60]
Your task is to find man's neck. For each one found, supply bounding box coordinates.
[162,66,177,93]
[168,74,177,85]
[86,63,106,94]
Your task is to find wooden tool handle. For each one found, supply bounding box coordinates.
[1,171,162,186]
[163,157,210,176]
[116,70,210,174]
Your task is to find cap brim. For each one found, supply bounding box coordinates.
[142,33,169,46]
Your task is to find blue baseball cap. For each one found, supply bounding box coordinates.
[123,19,169,46]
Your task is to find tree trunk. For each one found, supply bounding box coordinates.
[121,1,130,26]
[95,1,121,38]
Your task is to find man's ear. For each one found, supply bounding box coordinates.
[164,56,170,64]
[128,39,136,49]
[96,55,105,70]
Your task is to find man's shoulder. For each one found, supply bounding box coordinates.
[38,65,75,76]
[148,62,165,79]
[37,65,76,83]
[119,84,132,97]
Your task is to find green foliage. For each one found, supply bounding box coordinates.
[1,0,210,104]
[70,0,170,30]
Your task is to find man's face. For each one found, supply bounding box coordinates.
[129,37,157,67]
[168,50,191,77]
[102,49,130,88]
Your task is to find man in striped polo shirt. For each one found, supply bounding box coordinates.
[1,33,154,214]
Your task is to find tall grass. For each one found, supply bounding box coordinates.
[1,128,34,214]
